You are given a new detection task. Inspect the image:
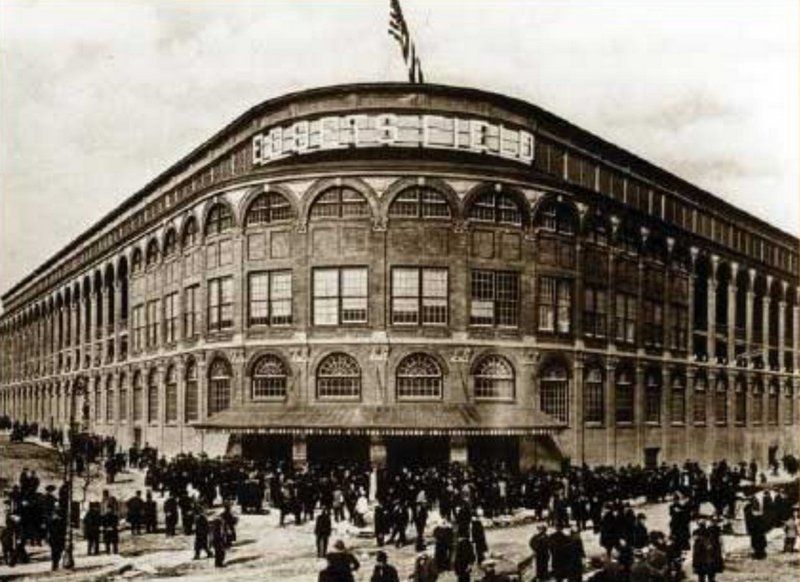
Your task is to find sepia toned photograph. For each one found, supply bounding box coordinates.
[0,1,798,580]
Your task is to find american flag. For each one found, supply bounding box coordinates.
[388,0,424,84]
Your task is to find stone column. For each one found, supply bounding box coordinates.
[745,269,755,356]
[687,247,698,354]
[762,275,772,365]
[727,262,738,364]
[778,281,787,369]
[91,291,100,366]
[707,255,718,359]
[686,367,696,458]
[573,354,585,464]
[197,356,208,421]
[605,358,617,465]
[634,362,645,464]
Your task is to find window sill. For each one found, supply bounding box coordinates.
[251,397,287,403]
[584,422,605,428]
[474,397,516,404]
[693,422,707,427]
[615,422,633,428]
[397,397,444,403]
[645,421,661,426]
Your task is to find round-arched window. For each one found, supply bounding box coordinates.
[165,365,178,423]
[185,359,198,422]
[182,216,198,247]
[316,353,361,399]
[251,354,289,400]
[473,355,515,400]
[467,189,523,226]
[396,353,443,400]
[205,203,234,236]
[310,186,369,220]
[208,358,232,414]
[389,186,451,219]
[245,192,293,226]
[147,369,159,423]
[163,229,177,258]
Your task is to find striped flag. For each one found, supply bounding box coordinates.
[388,0,425,84]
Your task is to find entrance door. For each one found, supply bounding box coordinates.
[644,447,660,469]
[241,435,292,464]
[386,437,450,471]
[307,436,370,466]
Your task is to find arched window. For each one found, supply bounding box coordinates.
[105,375,114,423]
[185,359,198,422]
[208,358,232,414]
[768,380,779,425]
[645,370,661,423]
[693,374,708,425]
[752,380,764,425]
[715,375,728,425]
[205,202,233,236]
[132,372,143,421]
[245,192,293,226]
[615,367,634,424]
[94,378,101,422]
[147,370,159,423]
[163,229,177,258]
[396,353,443,400]
[536,200,576,235]
[734,377,747,425]
[310,186,369,219]
[131,248,143,274]
[473,355,515,400]
[389,186,451,219]
[165,365,177,423]
[118,373,127,421]
[584,366,604,424]
[585,212,608,246]
[145,240,160,266]
[316,353,361,399]
[182,216,198,247]
[468,189,523,226]
[540,363,569,423]
[251,354,289,400]
[784,381,794,425]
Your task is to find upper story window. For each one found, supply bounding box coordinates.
[147,369,159,423]
[316,352,361,400]
[470,270,519,327]
[615,368,634,424]
[468,189,523,226]
[145,240,160,267]
[131,248,143,274]
[251,354,289,400]
[310,186,369,220]
[163,229,177,258]
[693,374,708,425]
[585,212,609,246]
[390,267,447,326]
[245,192,294,226]
[185,359,198,422]
[538,276,572,334]
[645,370,662,423]
[208,357,232,415]
[473,354,515,400]
[182,216,198,248]
[535,200,576,235]
[208,277,234,332]
[389,186,451,219]
[205,202,234,236]
[584,367,604,424]
[312,267,368,326]
[752,380,764,424]
[396,353,443,400]
[165,365,178,423]
[540,363,569,423]
[248,271,292,327]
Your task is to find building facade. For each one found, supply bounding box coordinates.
[0,84,798,469]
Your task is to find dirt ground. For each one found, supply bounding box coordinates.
[1,434,798,581]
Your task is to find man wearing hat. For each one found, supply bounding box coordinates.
[528,524,550,581]
[323,539,360,582]
[369,550,399,582]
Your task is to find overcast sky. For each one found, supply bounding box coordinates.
[1,0,798,299]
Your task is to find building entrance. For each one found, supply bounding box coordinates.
[307,435,370,465]
[467,436,520,471]
[241,435,292,464]
[385,436,450,470]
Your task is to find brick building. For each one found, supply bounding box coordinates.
[0,83,798,469]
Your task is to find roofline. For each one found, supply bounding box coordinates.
[3,82,797,303]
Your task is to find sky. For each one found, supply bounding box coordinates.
[1,0,798,299]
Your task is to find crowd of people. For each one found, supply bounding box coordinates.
[0,416,798,581]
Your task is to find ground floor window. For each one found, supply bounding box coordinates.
[473,355,515,400]
[615,368,634,424]
[396,353,443,400]
[540,364,569,423]
[208,358,232,415]
[584,367,604,424]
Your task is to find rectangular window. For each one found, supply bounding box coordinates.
[163,293,178,344]
[119,387,127,420]
[671,304,688,349]
[208,276,234,332]
[185,378,198,422]
[146,300,160,347]
[106,388,114,422]
[538,276,572,333]
[642,299,663,347]
[470,270,519,327]
[614,293,637,344]
[313,267,368,325]
[132,305,145,351]
[248,271,293,326]
[391,267,448,325]
[184,285,199,339]
[583,286,607,338]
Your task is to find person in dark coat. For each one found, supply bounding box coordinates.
[48,511,66,571]
[453,536,476,582]
[370,550,400,582]
[415,503,429,552]
[529,524,550,581]
[324,539,360,582]
[749,509,768,559]
[315,509,332,558]
[692,522,722,582]
[631,513,649,549]
[433,518,454,571]
[193,511,212,559]
[472,515,488,565]
[144,490,157,534]
[374,500,388,547]
[126,490,144,535]
[82,502,102,556]
[102,506,119,554]
[210,517,226,568]
[549,525,573,582]
[164,494,178,536]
